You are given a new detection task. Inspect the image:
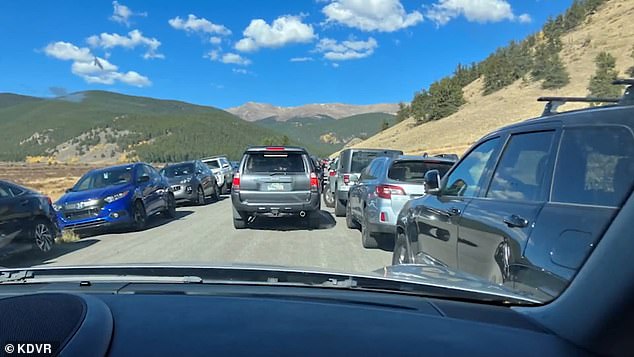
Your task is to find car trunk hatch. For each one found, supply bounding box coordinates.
[239,152,311,203]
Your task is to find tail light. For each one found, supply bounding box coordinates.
[232,173,240,191]
[45,196,52,205]
[310,172,319,191]
[266,147,285,151]
[329,170,336,177]
[376,184,405,199]
[380,212,387,222]
[343,174,350,185]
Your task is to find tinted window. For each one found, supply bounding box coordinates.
[244,153,306,173]
[552,126,634,207]
[205,160,220,169]
[443,138,500,197]
[350,152,379,173]
[8,185,25,196]
[487,131,554,201]
[73,166,134,191]
[388,160,453,183]
[163,163,195,178]
[0,184,12,198]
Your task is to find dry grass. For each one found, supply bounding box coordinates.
[351,0,634,156]
[56,230,80,243]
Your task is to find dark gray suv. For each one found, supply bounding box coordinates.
[231,146,321,229]
[393,87,634,301]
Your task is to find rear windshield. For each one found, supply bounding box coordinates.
[388,161,453,183]
[244,153,306,174]
[350,152,380,173]
[162,163,195,178]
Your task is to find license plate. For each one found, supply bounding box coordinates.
[267,183,286,191]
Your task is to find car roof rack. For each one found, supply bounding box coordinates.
[538,78,634,116]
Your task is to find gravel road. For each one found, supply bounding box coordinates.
[1,196,393,274]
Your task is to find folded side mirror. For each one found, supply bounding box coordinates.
[424,169,441,195]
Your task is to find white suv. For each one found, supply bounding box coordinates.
[202,156,234,194]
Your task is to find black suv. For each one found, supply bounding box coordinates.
[231,146,321,229]
[393,82,634,300]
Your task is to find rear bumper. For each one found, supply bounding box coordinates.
[366,221,397,236]
[336,188,350,202]
[231,192,320,214]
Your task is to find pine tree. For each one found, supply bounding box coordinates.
[588,52,621,99]
[396,102,410,123]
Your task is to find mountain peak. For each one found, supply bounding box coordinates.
[227,102,399,122]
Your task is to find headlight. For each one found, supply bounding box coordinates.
[52,203,61,211]
[180,177,193,184]
[104,191,129,203]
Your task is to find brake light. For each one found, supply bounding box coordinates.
[45,196,52,205]
[232,173,240,191]
[266,147,285,151]
[343,174,350,184]
[310,172,319,191]
[329,170,336,177]
[376,184,405,199]
[380,212,387,222]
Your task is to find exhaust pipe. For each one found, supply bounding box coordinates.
[299,211,306,218]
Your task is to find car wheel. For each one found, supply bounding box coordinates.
[132,200,147,231]
[323,185,335,208]
[197,186,206,206]
[220,182,228,195]
[346,203,359,229]
[361,213,379,249]
[33,220,54,253]
[392,231,413,265]
[164,193,176,219]
[233,206,247,229]
[334,197,346,217]
[210,184,220,202]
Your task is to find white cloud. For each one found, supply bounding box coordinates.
[168,14,231,35]
[426,0,531,26]
[207,50,220,60]
[43,41,151,87]
[44,42,93,62]
[209,36,222,45]
[322,0,423,32]
[290,57,314,62]
[235,15,316,52]
[316,37,378,61]
[232,68,250,74]
[220,53,252,65]
[110,1,146,27]
[86,30,164,59]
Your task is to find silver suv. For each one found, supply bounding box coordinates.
[231,146,321,229]
[202,156,234,194]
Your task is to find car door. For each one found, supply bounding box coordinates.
[457,128,558,284]
[411,137,502,269]
[220,158,232,184]
[349,164,372,219]
[0,183,20,249]
[360,159,385,222]
[137,165,158,214]
[197,162,213,196]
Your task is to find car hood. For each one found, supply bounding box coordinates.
[57,183,133,204]
[376,264,540,303]
[165,175,194,185]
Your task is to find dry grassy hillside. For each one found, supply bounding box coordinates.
[352,0,634,156]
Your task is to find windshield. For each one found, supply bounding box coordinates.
[72,167,133,191]
[162,164,195,178]
[0,0,630,306]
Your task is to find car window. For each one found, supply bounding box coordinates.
[389,161,453,183]
[443,138,501,197]
[350,152,379,173]
[360,161,376,181]
[552,126,634,207]
[244,153,306,173]
[205,160,220,169]
[487,131,555,201]
[8,185,25,196]
[0,184,13,198]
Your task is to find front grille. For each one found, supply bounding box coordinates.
[171,185,182,191]
[64,208,100,221]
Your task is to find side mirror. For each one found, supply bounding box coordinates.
[138,174,150,183]
[424,170,441,195]
[65,188,73,193]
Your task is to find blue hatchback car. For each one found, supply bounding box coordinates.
[55,163,176,232]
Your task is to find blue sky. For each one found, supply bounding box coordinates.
[0,0,573,108]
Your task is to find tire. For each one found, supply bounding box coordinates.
[33,219,54,253]
[233,206,247,229]
[210,184,220,202]
[132,200,147,231]
[361,213,379,249]
[346,203,360,229]
[220,182,228,195]
[334,197,346,217]
[392,231,414,265]
[323,185,335,208]
[196,186,206,206]
[163,193,176,219]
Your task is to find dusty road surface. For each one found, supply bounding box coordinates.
[0,196,393,275]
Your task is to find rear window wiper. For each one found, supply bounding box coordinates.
[269,172,288,176]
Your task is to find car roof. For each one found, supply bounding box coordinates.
[201,155,228,160]
[91,163,136,173]
[341,148,402,153]
[392,155,457,163]
[245,146,308,153]
[165,160,197,166]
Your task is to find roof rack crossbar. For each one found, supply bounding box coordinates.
[537,96,620,116]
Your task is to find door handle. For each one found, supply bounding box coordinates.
[504,214,529,228]
[448,207,461,216]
